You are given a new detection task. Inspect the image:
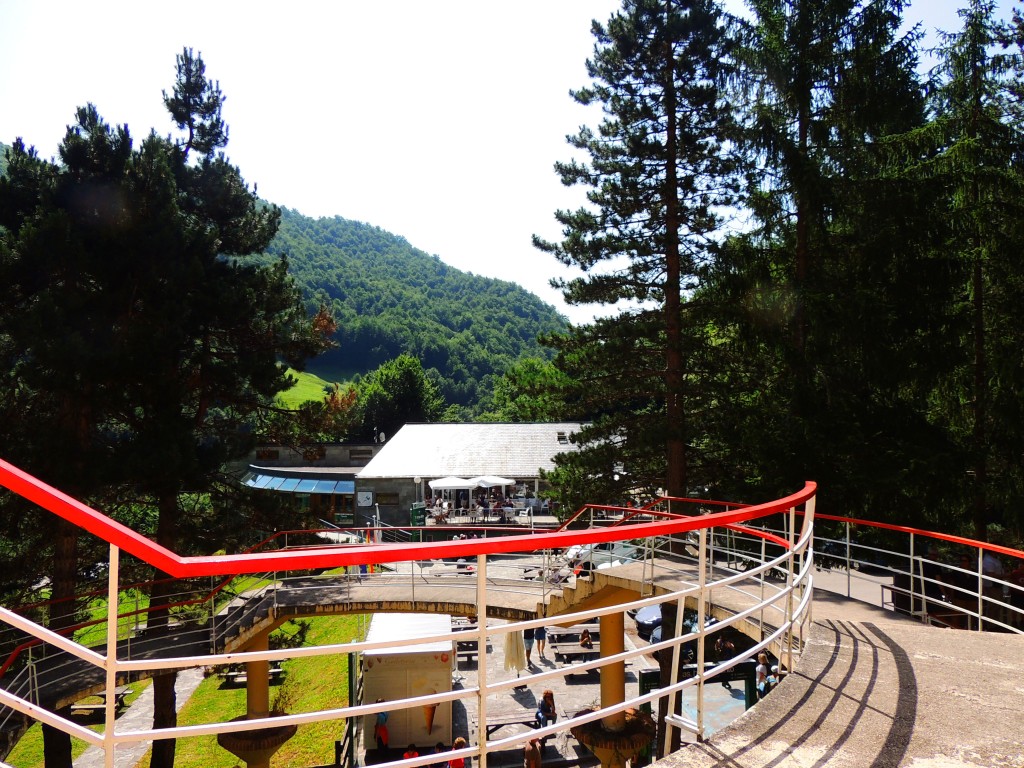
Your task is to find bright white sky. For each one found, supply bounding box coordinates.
[0,1,1011,324]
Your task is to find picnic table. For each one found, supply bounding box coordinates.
[219,665,286,686]
[549,640,601,665]
[482,710,539,737]
[71,685,133,714]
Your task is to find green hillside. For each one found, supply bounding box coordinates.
[268,208,567,408]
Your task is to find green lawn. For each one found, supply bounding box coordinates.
[277,369,342,409]
[6,616,361,768]
[136,615,362,768]
[5,681,151,767]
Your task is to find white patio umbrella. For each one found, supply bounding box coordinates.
[503,629,527,676]
[469,475,516,488]
[428,476,474,490]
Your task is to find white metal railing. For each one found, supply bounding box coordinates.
[0,501,816,768]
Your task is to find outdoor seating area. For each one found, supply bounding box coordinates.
[70,685,133,716]
[547,623,601,666]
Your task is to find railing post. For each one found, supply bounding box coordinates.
[661,591,687,758]
[976,548,984,632]
[696,525,707,742]
[104,544,121,768]
[476,553,489,768]
[908,533,917,620]
[785,505,796,674]
[845,522,852,598]
[758,536,767,640]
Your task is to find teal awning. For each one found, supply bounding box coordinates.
[243,472,354,495]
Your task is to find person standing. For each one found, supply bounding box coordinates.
[374,698,390,753]
[715,635,736,689]
[431,742,448,768]
[534,624,547,658]
[448,737,467,768]
[524,627,535,666]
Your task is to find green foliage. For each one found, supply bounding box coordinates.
[265,208,566,411]
[477,357,575,422]
[352,354,445,441]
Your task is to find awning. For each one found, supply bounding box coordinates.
[243,472,354,495]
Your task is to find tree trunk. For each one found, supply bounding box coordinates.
[971,253,987,542]
[150,673,178,768]
[42,519,78,768]
[663,5,688,500]
[149,493,181,768]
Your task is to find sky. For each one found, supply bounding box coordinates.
[0,1,1013,325]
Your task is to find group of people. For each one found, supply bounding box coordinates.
[374,705,468,768]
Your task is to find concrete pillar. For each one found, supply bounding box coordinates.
[599,612,626,733]
[246,632,271,719]
[246,632,271,768]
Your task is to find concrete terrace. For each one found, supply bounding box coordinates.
[659,570,1024,768]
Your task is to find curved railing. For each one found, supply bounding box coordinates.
[3,448,1022,768]
[0,457,820,767]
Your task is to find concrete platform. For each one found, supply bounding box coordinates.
[657,610,1024,767]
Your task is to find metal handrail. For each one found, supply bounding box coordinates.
[0,455,818,768]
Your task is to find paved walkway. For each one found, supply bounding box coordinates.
[73,668,204,768]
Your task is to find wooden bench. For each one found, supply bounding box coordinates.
[71,685,132,714]
[483,711,539,737]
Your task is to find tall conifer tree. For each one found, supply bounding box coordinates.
[906,0,1024,539]
[535,0,739,502]
[0,50,331,767]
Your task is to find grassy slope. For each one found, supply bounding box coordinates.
[6,616,362,768]
[278,369,341,409]
[136,615,362,768]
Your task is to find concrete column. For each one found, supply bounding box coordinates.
[599,612,626,733]
[243,632,272,768]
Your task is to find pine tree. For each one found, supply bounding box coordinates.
[535,0,740,500]
[0,50,332,767]
[903,0,1024,539]
[715,0,939,513]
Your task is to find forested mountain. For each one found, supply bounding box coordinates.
[266,207,566,409]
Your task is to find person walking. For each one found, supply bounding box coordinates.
[524,627,535,666]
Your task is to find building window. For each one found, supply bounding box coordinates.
[557,432,569,445]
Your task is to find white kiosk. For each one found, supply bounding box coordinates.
[362,613,454,749]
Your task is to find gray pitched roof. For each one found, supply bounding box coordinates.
[355,423,584,480]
